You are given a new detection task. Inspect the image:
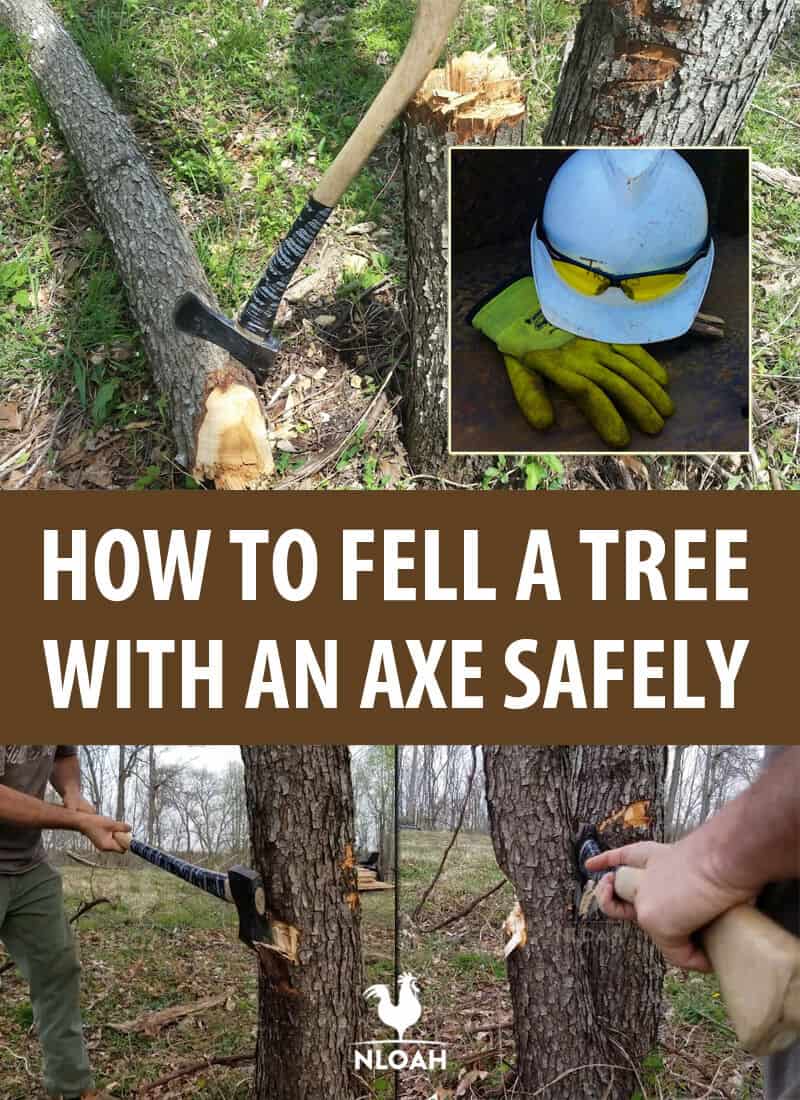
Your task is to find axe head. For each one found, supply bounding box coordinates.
[174,291,279,384]
[227,865,270,948]
[575,824,605,884]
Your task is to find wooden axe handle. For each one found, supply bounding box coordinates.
[314,0,463,207]
[614,866,800,1055]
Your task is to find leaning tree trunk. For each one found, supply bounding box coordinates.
[543,0,795,145]
[241,746,364,1100]
[484,745,665,1100]
[0,0,272,488]
[402,50,526,482]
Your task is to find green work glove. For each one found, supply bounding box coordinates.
[469,277,674,447]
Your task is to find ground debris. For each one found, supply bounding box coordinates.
[109,992,233,1036]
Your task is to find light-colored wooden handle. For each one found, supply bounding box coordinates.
[114,831,132,851]
[614,865,800,1055]
[314,0,463,207]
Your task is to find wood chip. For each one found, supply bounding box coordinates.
[0,403,22,431]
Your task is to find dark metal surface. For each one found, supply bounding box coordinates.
[228,865,271,947]
[174,291,279,382]
[451,234,750,453]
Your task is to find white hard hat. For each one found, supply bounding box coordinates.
[531,149,715,343]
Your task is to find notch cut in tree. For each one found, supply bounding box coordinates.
[0,0,272,489]
[543,0,795,146]
[241,746,365,1100]
[402,49,526,482]
[485,745,665,1100]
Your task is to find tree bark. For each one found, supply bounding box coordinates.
[402,50,526,483]
[241,746,364,1100]
[115,745,126,825]
[543,0,795,146]
[484,745,665,1100]
[0,0,272,488]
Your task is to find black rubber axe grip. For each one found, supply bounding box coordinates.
[129,838,229,902]
[238,196,333,340]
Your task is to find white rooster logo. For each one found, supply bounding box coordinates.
[364,972,422,1041]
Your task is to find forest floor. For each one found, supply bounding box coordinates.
[1,0,797,490]
[0,863,395,1100]
[398,830,763,1100]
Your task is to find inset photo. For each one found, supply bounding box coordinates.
[449,147,751,455]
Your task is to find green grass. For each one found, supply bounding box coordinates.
[0,864,394,1098]
[738,23,800,488]
[0,0,534,487]
[1,1,797,488]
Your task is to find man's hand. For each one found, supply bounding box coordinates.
[77,813,131,853]
[586,839,754,972]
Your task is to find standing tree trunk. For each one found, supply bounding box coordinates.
[0,0,272,488]
[484,745,665,1100]
[665,744,686,839]
[115,745,127,825]
[241,746,364,1100]
[543,0,795,145]
[402,50,526,482]
[146,745,157,845]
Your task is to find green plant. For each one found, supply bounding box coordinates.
[482,453,565,490]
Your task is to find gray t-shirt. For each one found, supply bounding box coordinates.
[0,745,78,873]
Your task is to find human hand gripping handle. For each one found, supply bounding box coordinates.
[77,813,131,853]
[589,846,800,1056]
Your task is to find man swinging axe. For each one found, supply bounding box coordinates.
[0,745,130,1100]
[588,746,800,1100]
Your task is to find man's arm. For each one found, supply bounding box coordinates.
[587,747,800,971]
[50,751,96,814]
[0,783,131,853]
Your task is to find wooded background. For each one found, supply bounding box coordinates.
[398,743,763,838]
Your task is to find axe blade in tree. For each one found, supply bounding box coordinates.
[174,0,463,382]
[115,834,298,960]
[578,827,800,1056]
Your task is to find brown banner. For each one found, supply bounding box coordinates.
[0,490,795,744]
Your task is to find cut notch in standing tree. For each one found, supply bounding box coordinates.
[402,48,526,483]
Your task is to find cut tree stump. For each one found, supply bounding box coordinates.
[0,0,272,489]
[402,49,526,483]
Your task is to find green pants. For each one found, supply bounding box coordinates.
[0,862,93,1098]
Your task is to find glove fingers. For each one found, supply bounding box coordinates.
[609,343,669,387]
[594,348,675,418]
[563,359,666,435]
[524,352,631,448]
[504,355,554,430]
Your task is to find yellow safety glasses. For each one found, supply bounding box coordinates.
[536,221,712,303]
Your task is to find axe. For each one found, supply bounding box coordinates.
[578,827,800,1056]
[173,0,463,383]
[114,834,298,961]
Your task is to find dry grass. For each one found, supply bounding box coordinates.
[0,864,394,1099]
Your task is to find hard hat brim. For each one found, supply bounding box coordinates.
[531,221,715,344]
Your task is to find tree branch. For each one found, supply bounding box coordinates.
[138,1052,255,1092]
[423,877,509,933]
